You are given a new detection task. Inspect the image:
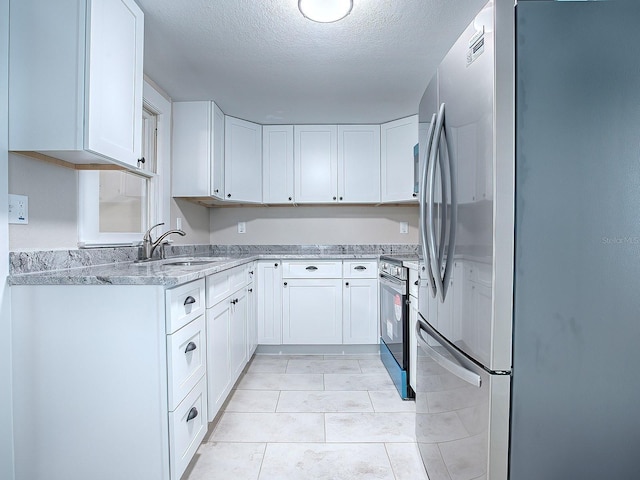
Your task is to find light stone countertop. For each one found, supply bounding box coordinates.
[7,254,381,287]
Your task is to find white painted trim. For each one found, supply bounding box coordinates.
[1,0,15,476]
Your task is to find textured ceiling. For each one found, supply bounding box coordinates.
[138,0,488,124]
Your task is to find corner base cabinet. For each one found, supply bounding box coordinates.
[11,280,207,480]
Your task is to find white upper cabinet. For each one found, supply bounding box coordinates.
[172,101,225,199]
[9,0,145,170]
[263,125,294,204]
[225,116,263,203]
[294,125,338,203]
[337,125,381,203]
[380,115,419,202]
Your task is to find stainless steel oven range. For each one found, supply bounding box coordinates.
[378,255,414,399]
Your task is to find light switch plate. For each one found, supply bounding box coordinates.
[400,221,408,234]
[8,194,28,224]
[237,221,246,234]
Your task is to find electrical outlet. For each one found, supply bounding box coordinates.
[8,194,28,224]
[237,221,246,234]
[400,221,409,234]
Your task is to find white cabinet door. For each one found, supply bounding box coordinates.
[9,0,144,169]
[211,104,226,199]
[409,295,418,392]
[172,101,225,198]
[256,261,283,344]
[230,288,248,381]
[225,116,262,203]
[86,0,144,168]
[246,284,257,358]
[263,125,294,204]
[337,125,381,203]
[342,278,379,344]
[380,115,419,202]
[207,299,232,421]
[294,125,338,203]
[283,278,343,344]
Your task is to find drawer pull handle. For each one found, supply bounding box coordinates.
[185,342,197,354]
[354,266,367,271]
[186,407,198,422]
[414,280,419,285]
[248,288,253,293]
[345,282,349,287]
[275,263,279,268]
[184,296,196,306]
[305,266,318,271]
[283,282,287,286]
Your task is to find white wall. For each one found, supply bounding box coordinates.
[210,205,419,245]
[171,198,211,245]
[1,0,15,476]
[8,154,79,250]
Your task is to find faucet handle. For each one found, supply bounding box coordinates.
[144,223,165,241]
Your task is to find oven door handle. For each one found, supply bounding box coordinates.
[379,273,406,294]
[416,319,481,388]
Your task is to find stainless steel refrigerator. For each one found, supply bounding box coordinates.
[416,1,640,479]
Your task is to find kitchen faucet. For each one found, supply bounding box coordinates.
[140,223,186,261]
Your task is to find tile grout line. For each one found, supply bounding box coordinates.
[383,442,400,480]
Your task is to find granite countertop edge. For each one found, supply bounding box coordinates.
[8,253,382,287]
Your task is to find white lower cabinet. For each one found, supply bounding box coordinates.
[206,265,254,422]
[283,278,343,344]
[342,278,379,344]
[168,376,208,480]
[11,279,207,480]
[256,260,283,344]
[230,288,248,381]
[207,297,232,421]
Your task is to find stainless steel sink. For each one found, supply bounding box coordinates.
[162,260,217,266]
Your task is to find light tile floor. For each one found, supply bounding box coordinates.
[183,354,429,480]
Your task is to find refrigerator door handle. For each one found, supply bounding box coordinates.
[427,106,445,299]
[416,319,481,388]
[420,113,438,298]
[439,103,457,301]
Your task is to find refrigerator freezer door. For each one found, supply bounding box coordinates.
[415,319,509,480]
[512,2,640,479]
[432,2,497,370]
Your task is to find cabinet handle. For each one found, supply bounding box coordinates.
[227,193,231,198]
[248,288,253,293]
[275,263,278,268]
[412,193,417,197]
[305,266,318,271]
[339,196,343,201]
[185,342,197,353]
[184,296,196,306]
[283,282,287,286]
[345,282,349,287]
[186,407,198,422]
[249,271,254,275]
[414,280,419,286]
[333,196,337,200]
[137,157,145,167]
[288,196,292,201]
[354,266,367,271]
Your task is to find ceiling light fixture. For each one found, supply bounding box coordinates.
[298,0,353,23]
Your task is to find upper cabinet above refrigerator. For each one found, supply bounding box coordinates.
[9,0,146,172]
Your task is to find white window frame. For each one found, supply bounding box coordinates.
[78,79,171,247]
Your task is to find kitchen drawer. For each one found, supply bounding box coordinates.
[169,376,208,480]
[166,279,205,334]
[282,261,342,278]
[343,260,377,279]
[206,266,246,308]
[167,315,206,411]
[409,267,420,298]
